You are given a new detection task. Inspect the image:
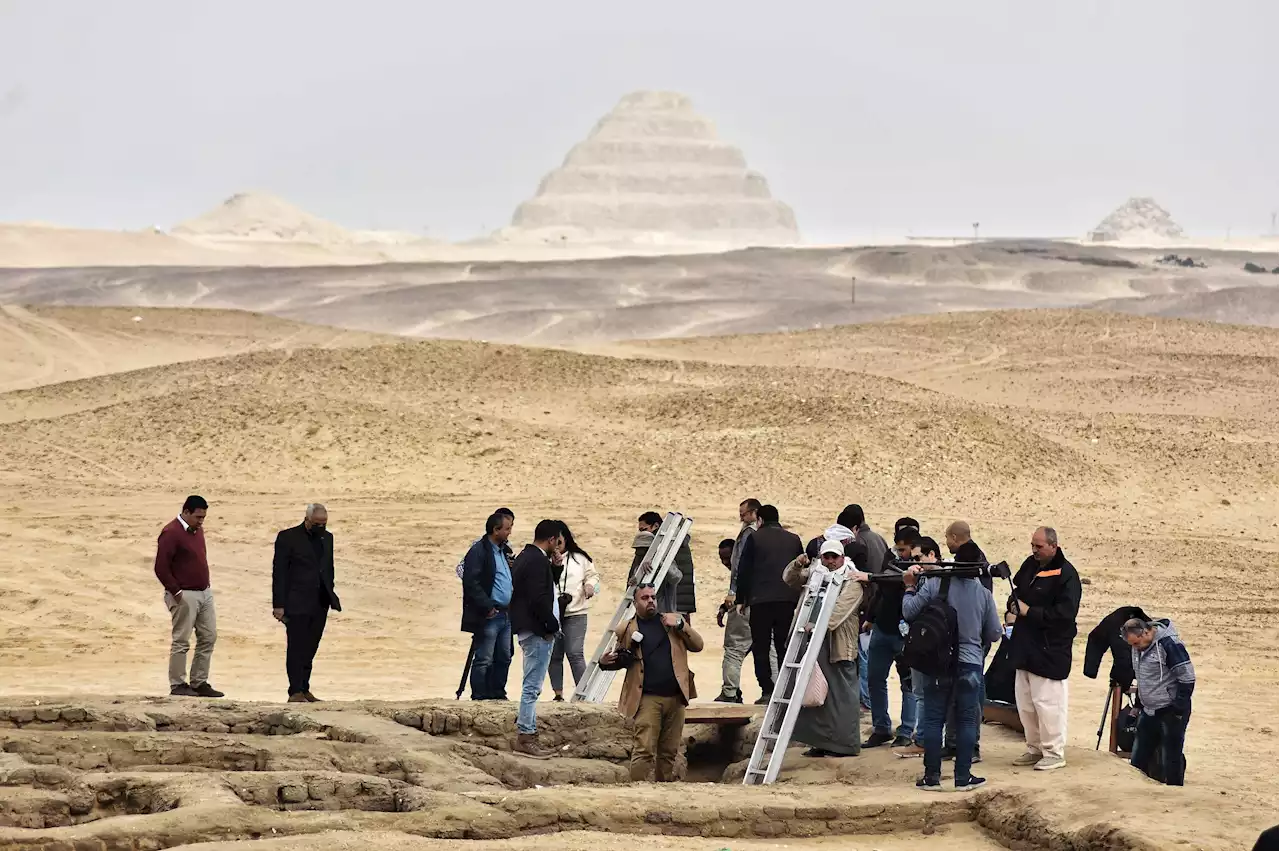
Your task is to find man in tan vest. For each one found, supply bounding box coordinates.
[601,583,704,782]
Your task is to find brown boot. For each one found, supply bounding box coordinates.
[514,733,553,760]
[287,692,310,703]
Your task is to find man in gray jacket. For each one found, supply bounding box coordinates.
[716,498,761,703]
[630,513,683,615]
[903,549,1002,792]
[1124,617,1195,786]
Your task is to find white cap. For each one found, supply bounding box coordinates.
[820,539,845,557]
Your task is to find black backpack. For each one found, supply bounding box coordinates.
[902,577,958,677]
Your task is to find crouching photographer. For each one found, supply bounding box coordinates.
[600,583,704,782]
[1124,617,1195,786]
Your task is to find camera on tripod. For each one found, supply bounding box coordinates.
[867,558,1012,583]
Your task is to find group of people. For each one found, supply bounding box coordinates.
[153,496,341,703]
[152,494,1196,789]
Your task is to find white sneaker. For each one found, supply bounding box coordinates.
[1034,756,1067,771]
[1012,750,1042,767]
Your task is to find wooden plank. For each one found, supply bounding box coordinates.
[682,703,763,726]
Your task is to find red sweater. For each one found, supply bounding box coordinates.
[154,518,210,594]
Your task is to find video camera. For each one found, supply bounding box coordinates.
[866,559,1012,583]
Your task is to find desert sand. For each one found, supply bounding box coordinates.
[0,299,1275,850]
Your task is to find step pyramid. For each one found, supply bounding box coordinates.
[502,91,800,246]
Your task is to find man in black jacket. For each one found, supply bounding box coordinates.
[637,511,695,617]
[1008,526,1082,772]
[735,504,803,703]
[272,504,342,703]
[460,512,516,701]
[510,519,563,759]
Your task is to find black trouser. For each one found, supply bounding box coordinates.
[750,600,797,694]
[286,607,328,696]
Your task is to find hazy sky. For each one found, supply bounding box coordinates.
[1,1,1276,243]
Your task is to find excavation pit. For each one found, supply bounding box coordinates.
[0,698,1254,850]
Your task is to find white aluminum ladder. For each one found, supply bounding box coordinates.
[742,563,846,785]
[572,511,693,703]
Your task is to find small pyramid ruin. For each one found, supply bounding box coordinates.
[173,192,357,244]
[1089,197,1185,243]
[502,91,800,246]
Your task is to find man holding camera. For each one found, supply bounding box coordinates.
[1124,617,1195,786]
[600,583,704,782]
[1008,526,1081,772]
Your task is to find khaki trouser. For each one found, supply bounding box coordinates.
[631,694,686,782]
[165,589,217,688]
[1015,669,1068,761]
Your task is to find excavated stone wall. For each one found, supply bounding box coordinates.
[0,699,1188,850]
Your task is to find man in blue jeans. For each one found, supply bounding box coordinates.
[902,554,1002,791]
[863,526,921,748]
[509,520,564,759]
[460,511,516,700]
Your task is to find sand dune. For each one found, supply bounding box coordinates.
[0,242,1274,347]
[0,306,1274,849]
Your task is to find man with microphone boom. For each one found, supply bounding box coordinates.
[600,583,704,782]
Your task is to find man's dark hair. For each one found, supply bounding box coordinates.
[894,527,921,547]
[894,516,920,534]
[837,504,865,529]
[757,504,780,523]
[182,495,208,513]
[496,507,515,519]
[740,498,762,512]
[485,512,511,535]
[533,519,560,542]
[638,511,663,527]
[719,538,735,549]
[918,536,942,559]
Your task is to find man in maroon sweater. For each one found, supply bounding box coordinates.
[154,495,223,698]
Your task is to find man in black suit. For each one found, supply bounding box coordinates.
[509,519,563,759]
[272,503,341,703]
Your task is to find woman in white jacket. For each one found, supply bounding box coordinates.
[549,520,602,701]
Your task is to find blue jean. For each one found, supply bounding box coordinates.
[858,634,870,707]
[946,667,984,748]
[910,667,926,742]
[517,633,554,735]
[469,611,512,700]
[1130,707,1189,786]
[868,626,915,737]
[921,662,983,784]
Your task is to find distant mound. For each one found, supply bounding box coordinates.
[1092,284,1279,327]
[1088,197,1185,244]
[173,192,357,244]
[501,90,800,247]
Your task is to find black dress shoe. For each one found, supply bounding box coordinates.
[192,682,225,698]
[891,735,912,748]
[802,747,832,757]
[863,731,895,748]
[169,683,199,697]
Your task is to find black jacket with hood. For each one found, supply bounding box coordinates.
[510,544,560,637]
[1007,548,1082,681]
[1083,604,1150,689]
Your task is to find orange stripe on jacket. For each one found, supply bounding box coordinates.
[1035,568,1061,578]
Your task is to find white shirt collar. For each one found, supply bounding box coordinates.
[176,515,190,532]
